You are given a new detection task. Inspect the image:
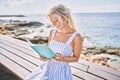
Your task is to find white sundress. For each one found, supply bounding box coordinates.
[25,29,79,80]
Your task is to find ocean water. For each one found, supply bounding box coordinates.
[73,13,120,47]
[0,12,120,47]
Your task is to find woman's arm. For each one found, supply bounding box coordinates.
[39,30,53,61]
[54,34,83,62]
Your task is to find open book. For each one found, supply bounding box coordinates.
[26,39,55,58]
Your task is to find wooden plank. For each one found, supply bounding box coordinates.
[90,62,120,76]
[0,42,42,66]
[0,34,29,47]
[71,67,104,80]
[0,47,37,72]
[0,38,42,62]
[78,59,90,66]
[0,35,39,58]
[70,62,88,71]
[0,35,32,53]
[0,54,30,79]
[88,63,120,80]
[73,75,83,80]
[0,37,39,58]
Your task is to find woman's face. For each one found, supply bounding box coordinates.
[49,14,63,29]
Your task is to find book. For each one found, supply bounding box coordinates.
[26,39,55,58]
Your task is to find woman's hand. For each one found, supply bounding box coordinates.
[53,53,64,61]
[39,55,49,61]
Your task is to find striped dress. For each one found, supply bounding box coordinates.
[25,29,78,80]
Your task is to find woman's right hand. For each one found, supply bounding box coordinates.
[39,55,49,61]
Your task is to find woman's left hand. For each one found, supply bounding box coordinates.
[53,53,64,61]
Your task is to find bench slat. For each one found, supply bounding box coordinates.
[78,59,90,66]
[88,63,120,80]
[73,75,83,80]
[90,62,120,76]
[70,62,88,71]
[0,37,39,58]
[0,34,30,47]
[0,42,42,65]
[71,67,104,80]
[0,54,30,79]
[0,47,37,72]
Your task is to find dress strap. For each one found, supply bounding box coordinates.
[66,32,78,45]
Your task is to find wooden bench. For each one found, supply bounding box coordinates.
[0,34,120,80]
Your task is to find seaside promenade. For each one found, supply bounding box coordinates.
[0,34,120,80]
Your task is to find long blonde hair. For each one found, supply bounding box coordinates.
[48,4,76,31]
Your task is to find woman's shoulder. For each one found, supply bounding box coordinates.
[73,32,82,43]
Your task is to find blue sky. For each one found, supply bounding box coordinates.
[0,0,120,14]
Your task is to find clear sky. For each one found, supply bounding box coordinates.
[0,0,120,14]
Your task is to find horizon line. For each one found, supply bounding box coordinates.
[0,11,120,15]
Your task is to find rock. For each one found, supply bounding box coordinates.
[106,50,118,55]
[28,22,44,27]
[32,36,48,44]
[39,29,44,32]
[0,30,9,35]
[86,47,96,50]
[8,21,44,27]
[5,24,15,30]
[30,38,40,44]
[110,59,118,62]
[15,37,26,41]
[45,24,51,28]
[100,49,106,53]
[16,36,49,44]
[90,56,110,67]
[0,25,5,30]
[82,50,94,55]
[12,29,29,36]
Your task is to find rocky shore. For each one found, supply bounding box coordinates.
[0,20,120,71]
[81,47,120,70]
[0,19,50,43]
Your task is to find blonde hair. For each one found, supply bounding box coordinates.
[48,4,76,31]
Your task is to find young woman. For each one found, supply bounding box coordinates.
[25,4,82,80]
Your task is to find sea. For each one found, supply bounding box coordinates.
[0,12,120,47]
